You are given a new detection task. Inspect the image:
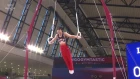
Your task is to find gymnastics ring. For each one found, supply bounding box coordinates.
[77,32,81,37]
[47,37,53,43]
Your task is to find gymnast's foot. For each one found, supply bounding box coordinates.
[69,70,74,74]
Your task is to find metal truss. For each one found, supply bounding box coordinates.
[79,0,140,8]
[97,37,140,51]
[87,16,140,53]
[82,51,87,57]
[58,52,62,57]
[73,44,79,57]
[92,46,126,52]
[78,50,89,57]
[0,9,48,51]
[99,38,139,43]
[77,49,89,57]
[88,17,140,34]
[69,39,76,52]
[57,0,107,56]
[35,7,51,46]
[51,41,59,57]
[80,51,84,57]
[13,0,32,44]
[77,49,83,57]
[0,8,49,43]
[1,0,17,33]
[72,42,78,57]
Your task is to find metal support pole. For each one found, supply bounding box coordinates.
[24,4,42,45]
[101,0,116,78]
[24,0,42,79]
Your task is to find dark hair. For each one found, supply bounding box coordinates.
[57,27,63,30]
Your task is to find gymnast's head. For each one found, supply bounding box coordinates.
[57,26,63,34]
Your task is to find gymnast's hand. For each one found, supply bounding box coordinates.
[76,32,81,39]
[48,41,54,44]
[77,36,81,39]
[48,37,54,44]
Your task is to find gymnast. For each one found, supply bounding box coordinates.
[48,26,81,74]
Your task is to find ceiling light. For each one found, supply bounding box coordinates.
[11,63,13,65]
[0,33,10,41]
[4,62,6,63]
[18,65,20,66]
[27,44,44,54]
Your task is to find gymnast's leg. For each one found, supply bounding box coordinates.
[60,44,74,74]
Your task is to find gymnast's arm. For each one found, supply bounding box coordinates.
[64,32,80,39]
[49,34,58,44]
